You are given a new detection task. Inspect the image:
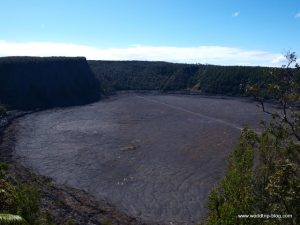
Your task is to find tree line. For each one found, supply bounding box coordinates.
[204,52,300,225]
[89,60,281,96]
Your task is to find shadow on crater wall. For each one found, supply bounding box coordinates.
[0,56,101,110]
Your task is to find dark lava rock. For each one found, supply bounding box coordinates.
[0,121,151,225]
[0,57,101,110]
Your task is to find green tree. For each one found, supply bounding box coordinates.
[0,162,54,225]
[206,129,257,225]
[205,52,300,225]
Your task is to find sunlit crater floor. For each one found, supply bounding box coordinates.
[14,94,268,224]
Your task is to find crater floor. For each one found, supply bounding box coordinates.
[14,94,267,224]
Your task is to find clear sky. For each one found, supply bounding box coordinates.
[0,0,299,66]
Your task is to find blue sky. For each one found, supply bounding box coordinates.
[0,0,299,66]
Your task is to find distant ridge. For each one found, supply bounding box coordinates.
[88,60,274,95]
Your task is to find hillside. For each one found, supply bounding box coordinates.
[88,60,275,95]
[0,57,101,110]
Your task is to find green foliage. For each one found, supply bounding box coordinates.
[33,211,56,225]
[206,125,299,225]
[0,163,30,225]
[265,160,299,214]
[0,179,40,224]
[255,123,300,225]
[0,161,55,225]
[206,129,257,225]
[15,185,40,224]
[0,213,28,225]
[206,53,300,225]
[89,60,273,96]
[247,51,300,140]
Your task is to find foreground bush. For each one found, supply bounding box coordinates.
[205,52,300,225]
[0,162,54,225]
[206,126,299,225]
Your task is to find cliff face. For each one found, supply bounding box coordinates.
[0,57,101,110]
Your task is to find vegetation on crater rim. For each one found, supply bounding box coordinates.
[205,52,300,225]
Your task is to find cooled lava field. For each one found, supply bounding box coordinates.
[13,94,268,224]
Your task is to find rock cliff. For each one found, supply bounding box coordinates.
[0,57,101,109]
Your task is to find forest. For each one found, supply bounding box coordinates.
[0,57,288,111]
[89,60,277,96]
